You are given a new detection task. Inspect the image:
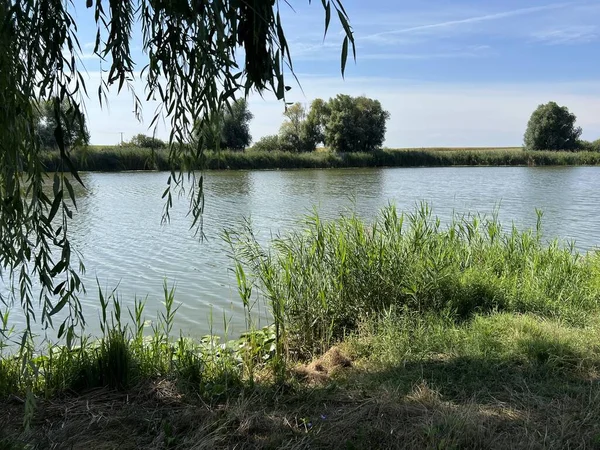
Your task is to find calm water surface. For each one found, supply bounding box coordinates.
[4,166,600,338]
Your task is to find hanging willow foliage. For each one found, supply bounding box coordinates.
[0,0,354,345]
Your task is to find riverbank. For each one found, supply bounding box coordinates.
[4,317,600,449]
[3,205,600,448]
[41,146,600,172]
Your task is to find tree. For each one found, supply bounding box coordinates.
[324,95,389,152]
[195,99,254,150]
[306,98,329,144]
[35,100,90,149]
[0,1,354,341]
[278,103,318,152]
[524,102,583,151]
[129,134,166,149]
[221,99,254,150]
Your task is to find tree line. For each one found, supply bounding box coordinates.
[35,100,168,150]
[194,94,390,153]
[35,94,391,154]
[193,98,600,153]
[121,99,600,153]
[37,98,598,154]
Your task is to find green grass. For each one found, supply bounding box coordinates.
[40,146,600,172]
[5,310,600,449]
[0,283,263,401]
[3,204,600,448]
[228,204,600,357]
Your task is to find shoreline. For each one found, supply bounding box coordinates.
[3,206,600,448]
[40,147,600,172]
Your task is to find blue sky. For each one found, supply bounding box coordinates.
[73,0,600,147]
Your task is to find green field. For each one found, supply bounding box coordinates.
[40,146,600,172]
[3,205,600,448]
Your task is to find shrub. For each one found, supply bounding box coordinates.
[578,139,600,152]
[250,134,281,152]
[129,133,166,149]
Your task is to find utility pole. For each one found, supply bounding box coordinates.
[119,132,124,145]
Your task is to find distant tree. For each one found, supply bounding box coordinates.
[278,102,318,152]
[324,94,389,152]
[129,133,166,149]
[222,99,253,150]
[251,134,280,152]
[195,112,222,150]
[524,102,582,151]
[577,138,600,152]
[306,98,329,144]
[35,100,90,149]
[196,99,253,150]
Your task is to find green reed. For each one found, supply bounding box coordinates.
[228,203,600,359]
[40,147,600,172]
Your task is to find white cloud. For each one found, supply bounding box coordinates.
[353,47,491,61]
[82,73,600,148]
[246,76,600,148]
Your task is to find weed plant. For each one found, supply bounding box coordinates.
[0,282,275,402]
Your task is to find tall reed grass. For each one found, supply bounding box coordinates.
[228,204,600,358]
[40,147,600,172]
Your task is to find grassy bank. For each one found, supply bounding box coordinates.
[3,205,600,448]
[40,146,600,172]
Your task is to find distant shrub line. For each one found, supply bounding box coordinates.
[41,147,600,172]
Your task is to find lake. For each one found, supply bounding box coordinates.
[3,166,600,339]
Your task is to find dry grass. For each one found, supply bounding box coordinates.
[294,346,353,384]
[4,348,600,449]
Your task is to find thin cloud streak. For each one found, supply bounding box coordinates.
[366,2,572,39]
[293,50,490,62]
[532,25,598,44]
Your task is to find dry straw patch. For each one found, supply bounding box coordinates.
[293,346,353,384]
